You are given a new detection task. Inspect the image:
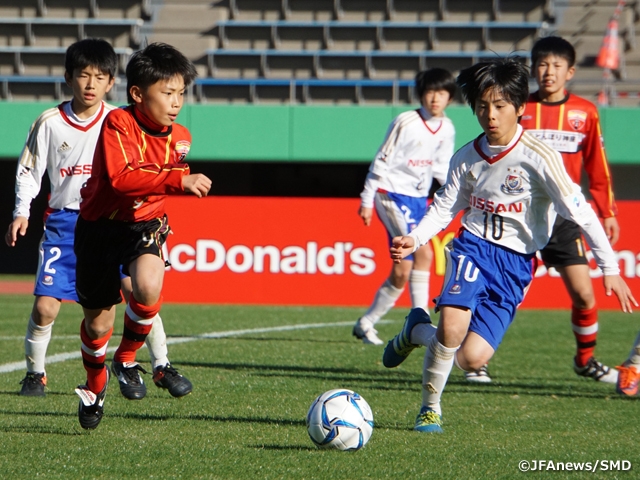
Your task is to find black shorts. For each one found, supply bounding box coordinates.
[74,215,171,309]
[539,216,588,268]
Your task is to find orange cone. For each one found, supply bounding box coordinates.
[597,89,609,106]
[596,17,620,70]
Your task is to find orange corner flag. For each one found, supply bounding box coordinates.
[596,17,620,70]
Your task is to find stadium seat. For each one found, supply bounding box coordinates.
[0,46,133,75]
[216,19,546,51]
[226,0,551,22]
[194,77,415,104]
[0,74,125,101]
[205,48,532,79]
[0,0,151,19]
[0,74,68,100]
[0,18,144,48]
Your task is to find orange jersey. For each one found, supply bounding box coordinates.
[80,106,191,222]
[520,92,617,219]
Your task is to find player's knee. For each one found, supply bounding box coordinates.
[390,269,411,286]
[132,279,163,306]
[572,290,596,310]
[466,356,490,371]
[84,317,114,339]
[133,290,162,307]
[457,350,490,371]
[32,297,60,325]
[457,335,494,370]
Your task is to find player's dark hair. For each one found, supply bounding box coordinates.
[126,43,197,104]
[531,36,576,68]
[415,68,456,99]
[456,57,529,113]
[65,38,117,78]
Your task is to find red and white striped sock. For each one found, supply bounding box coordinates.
[572,306,598,368]
[114,294,161,364]
[80,319,112,394]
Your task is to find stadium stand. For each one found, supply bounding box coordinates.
[0,0,147,100]
[194,0,551,103]
[1,0,640,104]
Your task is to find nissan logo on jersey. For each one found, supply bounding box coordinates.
[60,164,92,177]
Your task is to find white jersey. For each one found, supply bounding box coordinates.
[409,125,619,276]
[360,107,455,207]
[12,101,116,219]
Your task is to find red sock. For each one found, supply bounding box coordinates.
[572,306,598,367]
[80,319,113,394]
[114,294,161,363]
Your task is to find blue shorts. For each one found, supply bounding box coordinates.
[374,190,428,262]
[34,209,79,301]
[435,229,535,351]
[33,209,128,302]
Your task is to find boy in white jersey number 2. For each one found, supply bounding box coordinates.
[382,58,637,433]
[5,39,192,399]
[353,69,456,345]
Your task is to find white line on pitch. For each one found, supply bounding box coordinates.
[0,320,392,374]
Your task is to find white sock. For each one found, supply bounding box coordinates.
[144,314,169,369]
[361,280,403,325]
[410,322,437,346]
[422,336,458,416]
[409,270,430,310]
[627,330,640,368]
[24,316,53,374]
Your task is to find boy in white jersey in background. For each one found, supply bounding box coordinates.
[353,68,456,345]
[383,57,636,433]
[5,39,192,399]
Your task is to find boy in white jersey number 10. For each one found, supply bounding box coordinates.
[353,68,456,345]
[382,57,636,433]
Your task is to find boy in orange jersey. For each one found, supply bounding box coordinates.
[73,43,212,429]
[466,36,620,384]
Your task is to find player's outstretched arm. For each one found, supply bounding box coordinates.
[603,275,638,313]
[4,216,28,247]
[182,173,212,198]
[358,206,373,226]
[390,236,416,264]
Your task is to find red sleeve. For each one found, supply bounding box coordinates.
[581,105,617,218]
[100,111,189,197]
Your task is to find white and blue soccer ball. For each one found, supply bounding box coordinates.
[306,389,374,451]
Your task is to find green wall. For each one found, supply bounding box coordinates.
[1,102,639,164]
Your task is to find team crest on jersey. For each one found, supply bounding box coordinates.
[500,169,525,194]
[175,140,191,162]
[449,284,461,294]
[567,110,587,130]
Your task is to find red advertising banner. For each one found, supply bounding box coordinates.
[163,197,640,309]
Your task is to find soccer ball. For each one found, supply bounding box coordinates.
[306,389,374,450]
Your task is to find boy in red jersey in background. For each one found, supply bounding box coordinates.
[74,43,212,429]
[466,36,620,384]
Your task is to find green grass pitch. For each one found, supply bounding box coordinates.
[0,293,638,479]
